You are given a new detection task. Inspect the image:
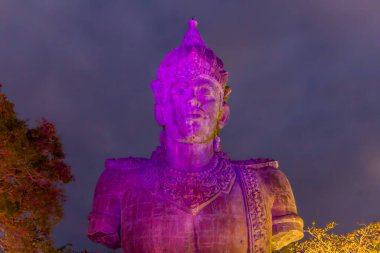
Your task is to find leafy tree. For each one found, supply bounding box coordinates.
[0,86,74,252]
[277,222,380,253]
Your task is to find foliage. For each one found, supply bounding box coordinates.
[277,222,380,253]
[0,87,74,252]
[57,244,90,253]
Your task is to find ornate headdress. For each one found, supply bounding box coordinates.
[151,19,231,105]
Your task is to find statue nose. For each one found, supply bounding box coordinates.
[187,96,201,107]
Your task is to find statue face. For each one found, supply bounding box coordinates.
[157,78,229,144]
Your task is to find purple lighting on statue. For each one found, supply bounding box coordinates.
[88,18,304,253]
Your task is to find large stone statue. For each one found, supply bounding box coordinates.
[88,19,304,253]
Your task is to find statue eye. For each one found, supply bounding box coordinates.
[198,87,212,96]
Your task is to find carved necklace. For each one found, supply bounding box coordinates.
[142,151,236,215]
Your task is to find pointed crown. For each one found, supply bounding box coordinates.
[151,19,230,105]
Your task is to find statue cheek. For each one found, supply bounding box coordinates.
[203,104,221,120]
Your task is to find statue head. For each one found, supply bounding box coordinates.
[151,19,231,145]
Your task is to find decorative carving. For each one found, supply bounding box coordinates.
[142,151,235,215]
[237,164,268,253]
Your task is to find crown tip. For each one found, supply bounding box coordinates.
[188,18,198,29]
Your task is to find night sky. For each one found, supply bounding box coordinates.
[1,1,379,252]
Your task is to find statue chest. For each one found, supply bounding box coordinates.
[120,180,248,253]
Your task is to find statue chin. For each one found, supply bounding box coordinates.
[164,126,214,144]
[168,121,218,144]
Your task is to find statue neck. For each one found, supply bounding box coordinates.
[163,136,215,172]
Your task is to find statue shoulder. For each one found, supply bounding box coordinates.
[233,158,296,197]
[232,157,285,190]
[231,157,279,170]
[96,156,149,194]
[105,156,149,171]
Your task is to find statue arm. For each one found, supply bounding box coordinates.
[87,160,122,249]
[268,168,304,251]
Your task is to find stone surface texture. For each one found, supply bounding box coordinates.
[88,19,303,253]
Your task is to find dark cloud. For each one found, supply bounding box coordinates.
[1,0,379,252]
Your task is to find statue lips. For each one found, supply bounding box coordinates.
[178,110,206,134]
[181,109,207,121]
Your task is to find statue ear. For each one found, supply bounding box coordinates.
[218,103,230,129]
[154,104,166,126]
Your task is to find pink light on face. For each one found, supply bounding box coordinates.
[166,78,223,143]
[151,19,231,144]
